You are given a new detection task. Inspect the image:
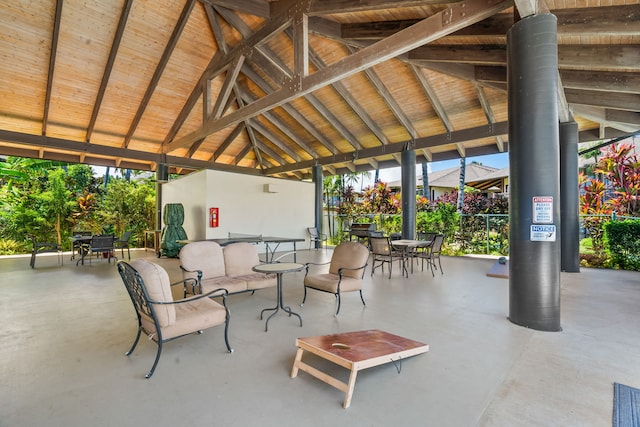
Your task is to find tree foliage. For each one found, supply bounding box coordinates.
[0,158,156,254]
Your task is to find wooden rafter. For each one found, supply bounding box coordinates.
[43,0,64,136]
[346,45,418,140]
[166,0,514,152]
[86,0,133,142]
[124,0,196,148]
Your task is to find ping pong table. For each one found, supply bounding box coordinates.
[179,233,305,263]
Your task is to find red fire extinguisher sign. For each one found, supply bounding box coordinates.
[210,207,219,227]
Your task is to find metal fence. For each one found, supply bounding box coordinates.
[326,212,639,256]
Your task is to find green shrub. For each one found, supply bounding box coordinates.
[604,220,640,271]
[0,239,28,255]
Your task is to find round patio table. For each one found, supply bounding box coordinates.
[252,262,305,332]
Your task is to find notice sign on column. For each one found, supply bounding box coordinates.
[532,196,553,223]
[531,225,556,241]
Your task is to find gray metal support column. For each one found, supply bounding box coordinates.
[507,14,561,331]
[401,149,416,239]
[312,165,323,249]
[155,164,169,230]
[560,121,580,272]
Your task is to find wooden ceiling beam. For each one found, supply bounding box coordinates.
[561,70,640,94]
[346,45,418,140]
[292,8,309,77]
[86,0,133,143]
[341,5,640,40]
[411,65,453,132]
[241,90,319,156]
[304,93,363,150]
[43,0,64,136]
[306,42,389,145]
[233,141,255,165]
[571,106,639,133]
[210,122,245,161]
[241,66,338,154]
[565,89,640,112]
[475,67,640,95]
[410,45,506,65]
[605,109,640,126]
[219,6,350,160]
[254,137,285,165]
[306,0,461,16]
[249,119,303,162]
[165,0,514,152]
[124,0,196,148]
[263,121,508,174]
[202,0,270,18]
[411,45,640,71]
[0,129,262,175]
[212,55,246,119]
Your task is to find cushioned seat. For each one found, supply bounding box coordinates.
[117,259,232,378]
[302,241,370,316]
[179,241,275,297]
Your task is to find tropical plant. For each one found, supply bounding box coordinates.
[594,142,640,216]
[360,181,400,214]
[39,168,75,246]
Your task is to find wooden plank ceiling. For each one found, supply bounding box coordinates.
[1,0,638,179]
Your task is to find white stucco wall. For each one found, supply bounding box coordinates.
[161,169,315,253]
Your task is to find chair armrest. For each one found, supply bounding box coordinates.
[179,265,204,293]
[169,277,199,297]
[304,261,331,277]
[337,263,368,277]
[150,285,230,308]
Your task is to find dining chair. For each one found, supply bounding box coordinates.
[29,235,63,268]
[77,234,117,266]
[307,227,328,250]
[117,259,232,378]
[301,241,369,316]
[417,234,445,276]
[369,236,405,278]
[70,231,92,261]
[115,231,132,260]
[410,232,438,272]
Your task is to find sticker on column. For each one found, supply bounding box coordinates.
[532,196,553,224]
[531,225,556,241]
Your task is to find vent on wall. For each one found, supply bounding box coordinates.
[263,184,278,193]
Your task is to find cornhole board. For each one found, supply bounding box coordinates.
[291,329,428,408]
[487,259,509,278]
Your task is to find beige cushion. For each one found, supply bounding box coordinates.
[180,241,226,281]
[130,259,176,327]
[223,242,260,276]
[304,242,370,293]
[329,242,370,279]
[223,243,276,290]
[161,298,227,340]
[235,273,276,290]
[201,276,247,295]
[304,273,363,293]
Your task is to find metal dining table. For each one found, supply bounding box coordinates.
[390,239,433,277]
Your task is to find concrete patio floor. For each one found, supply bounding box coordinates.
[1,247,639,426]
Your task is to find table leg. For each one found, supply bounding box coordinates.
[290,347,304,378]
[343,368,359,409]
[261,274,302,332]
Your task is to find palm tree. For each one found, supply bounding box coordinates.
[421,162,429,198]
[457,158,466,213]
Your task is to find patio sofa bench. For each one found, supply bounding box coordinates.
[179,241,276,297]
